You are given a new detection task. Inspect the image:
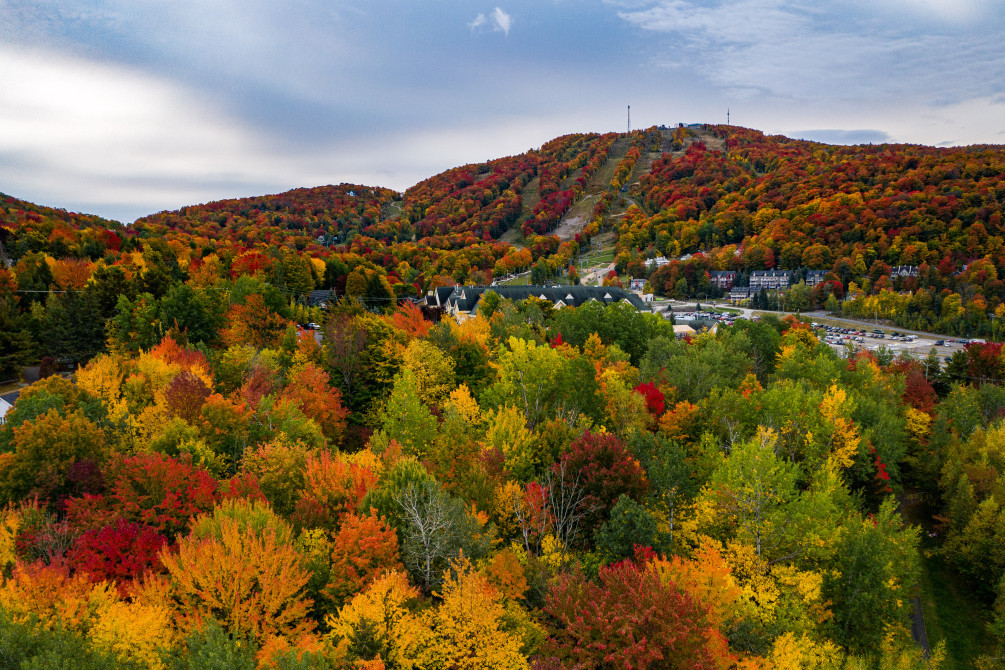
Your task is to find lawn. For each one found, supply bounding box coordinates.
[581,248,615,266]
[900,494,994,668]
[916,541,994,668]
[498,274,577,287]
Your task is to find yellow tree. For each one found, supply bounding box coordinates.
[401,338,456,408]
[327,570,429,668]
[417,555,527,670]
[484,405,539,482]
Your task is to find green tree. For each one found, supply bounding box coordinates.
[375,369,439,460]
[479,289,502,319]
[824,499,919,657]
[108,292,161,354]
[279,253,316,298]
[0,295,34,380]
[482,337,599,429]
[595,495,660,562]
[42,288,105,367]
[86,264,135,320]
[159,283,222,345]
[709,429,800,559]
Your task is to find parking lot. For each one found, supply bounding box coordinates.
[814,323,972,361]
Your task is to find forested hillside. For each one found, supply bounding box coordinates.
[1,126,1005,668]
[625,126,1005,337]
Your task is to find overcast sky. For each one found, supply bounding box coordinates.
[2,0,1004,223]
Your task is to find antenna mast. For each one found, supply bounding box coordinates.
[627,105,631,134]
[727,108,730,126]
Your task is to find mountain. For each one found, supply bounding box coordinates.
[3,124,1004,334]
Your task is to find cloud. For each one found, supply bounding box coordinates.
[613,0,1005,105]
[469,7,512,36]
[0,45,361,221]
[786,129,893,145]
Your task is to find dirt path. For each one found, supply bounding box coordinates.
[553,136,633,241]
[553,203,595,241]
[695,127,726,152]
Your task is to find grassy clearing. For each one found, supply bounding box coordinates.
[498,227,522,246]
[590,137,631,190]
[520,176,542,215]
[900,494,994,668]
[498,274,579,287]
[917,550,992,668]
[582,248,615,266]
[381,199,405,220]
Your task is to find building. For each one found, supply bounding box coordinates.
[805,270,828,287]
[0,390,18,425]
[645,256,670,269]
[673,324,696,338]
[749,270,792,290]
[709,271,737,290]
[630,278,646,292]
[428,285,649,319]
[891,265,919,278]
[729,286,754,303]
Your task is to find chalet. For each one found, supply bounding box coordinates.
[805,270,828,287]
[710,271,737,290]
[630,278,646,292]
[429,285,648,319]
[729,286,754,302]
[645,256,671,269]
[426,285,460,309]
[891,265,919,278]
[749,270,792,290]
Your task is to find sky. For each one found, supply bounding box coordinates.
[2,0,1004,223]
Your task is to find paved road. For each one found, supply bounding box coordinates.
[910,596,931,658]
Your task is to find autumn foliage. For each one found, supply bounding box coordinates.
[541,550,733,669]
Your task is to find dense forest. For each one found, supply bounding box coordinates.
[1,126,1005,668]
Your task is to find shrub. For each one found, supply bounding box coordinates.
[108,452,219,537]
[68,520,166,590]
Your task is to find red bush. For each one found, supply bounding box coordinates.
[220,471,268,503]
[633,381,666,417]
[108,452,219,537]
[68,520,166,591]
[540,553,731,669]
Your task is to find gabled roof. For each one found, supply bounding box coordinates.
[440,285,648,314]
[427,285,457,307]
